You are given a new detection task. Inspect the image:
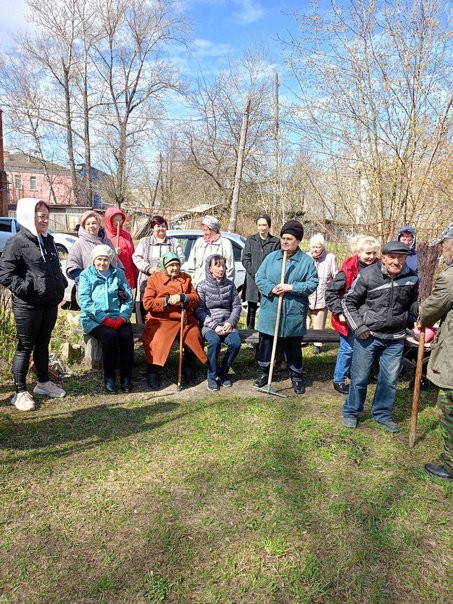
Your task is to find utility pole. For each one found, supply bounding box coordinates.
[229,94,251,232]
[0,110,8,217]
[272,73,281,227]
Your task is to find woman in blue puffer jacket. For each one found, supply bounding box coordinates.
[79,244,134,394]
[195,254,242,391]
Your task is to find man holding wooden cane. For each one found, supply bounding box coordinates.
[254,220,318,394]
[419,223,453,481]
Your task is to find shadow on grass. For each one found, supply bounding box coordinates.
[0,399,190,458]
[0,381,449,603]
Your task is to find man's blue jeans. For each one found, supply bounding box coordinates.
[333,330,355,383]
[342,335,405,423]
[204,330,241,380]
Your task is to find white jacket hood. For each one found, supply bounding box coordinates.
[16,198,48,237]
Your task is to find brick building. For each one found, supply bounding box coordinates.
[3,151,76,206]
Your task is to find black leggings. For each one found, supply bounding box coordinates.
[90,323,134,379]
[12,305,58,392]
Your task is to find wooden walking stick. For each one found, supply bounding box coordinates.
[254,251,288,398]
[177,308,185,391]
[408,242,439,448]
[409,326,426,448]
[116,221,121,250]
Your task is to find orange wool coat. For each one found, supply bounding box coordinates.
[142,270,207,366]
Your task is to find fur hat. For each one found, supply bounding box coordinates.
[280,220,304,241]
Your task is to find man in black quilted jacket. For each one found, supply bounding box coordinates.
[341,241,419,433]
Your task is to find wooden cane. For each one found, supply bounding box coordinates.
[408,326,425,448]
[177,308,185,391]
[266,251,288,391]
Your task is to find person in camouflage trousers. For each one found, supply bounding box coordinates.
[419,222,453,481]
[437,390,453,475]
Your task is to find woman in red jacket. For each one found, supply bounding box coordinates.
[104,207,138,290]
[325,236,380,394]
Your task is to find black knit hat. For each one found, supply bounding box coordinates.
[256,213,271,227]
[280,220,304,241]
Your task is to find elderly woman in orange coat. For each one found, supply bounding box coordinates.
[142,252,207,390]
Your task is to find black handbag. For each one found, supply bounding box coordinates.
[118,288,128,304]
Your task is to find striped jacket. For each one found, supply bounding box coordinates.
[341,261,419,339]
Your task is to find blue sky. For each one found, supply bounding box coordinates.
[0,0,305,145]
[187,0,301,56]
[0,0,302,63]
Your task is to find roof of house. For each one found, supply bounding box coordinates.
[4,152,71,174]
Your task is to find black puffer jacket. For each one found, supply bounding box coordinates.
[341,261,419,339]
[0,226,68,309]
[195,255,241,336]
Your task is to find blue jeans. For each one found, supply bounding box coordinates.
[342,336,405,423]
[204,330,241,380]
[333,331,355,383]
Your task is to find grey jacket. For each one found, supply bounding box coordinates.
[195,256,241,336]
[66,226,122,282]
[419,265,453,389]
[186,235,235,286]
[132,235,184,302]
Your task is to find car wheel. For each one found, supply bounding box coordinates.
[56,243,69,260]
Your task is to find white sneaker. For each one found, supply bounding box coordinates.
[11,391,36,411]
[33,381,66,398]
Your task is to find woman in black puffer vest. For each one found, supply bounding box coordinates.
[195,255,242,391]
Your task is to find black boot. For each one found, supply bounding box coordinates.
[182,361,196,387]
[147,364,160,390]
[104,377,117,394]
[254,373,268,388]
[120,377,132,393]
[292,379,305,394]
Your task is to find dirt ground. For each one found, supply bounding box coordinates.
[1,351,343,411]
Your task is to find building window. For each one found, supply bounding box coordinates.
[14,175,22,190]
[30,176,37,191]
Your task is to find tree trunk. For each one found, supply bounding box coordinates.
[229,95,251,232]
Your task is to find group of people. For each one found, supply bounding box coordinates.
[1,198,452,482]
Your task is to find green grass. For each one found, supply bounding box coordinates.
[0,341,452,603]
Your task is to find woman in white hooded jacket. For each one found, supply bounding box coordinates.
[0,198,67,411]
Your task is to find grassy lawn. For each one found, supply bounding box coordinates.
[0,338,452,603]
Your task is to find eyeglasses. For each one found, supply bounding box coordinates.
[36,214,49,221]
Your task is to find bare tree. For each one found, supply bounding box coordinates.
[89,0,188,207]
[0,52,62,204]
[0,0,188,209]
[179,48,276,220]
[284,0,453,238]
[14,0,92,203]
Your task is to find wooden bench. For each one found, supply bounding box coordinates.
[79,325,339,369]
[76,323,145,369]
[239,328,340,346]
